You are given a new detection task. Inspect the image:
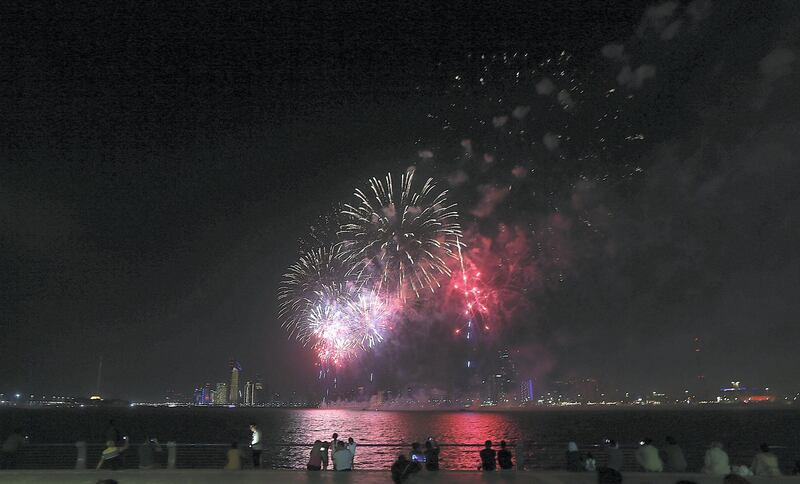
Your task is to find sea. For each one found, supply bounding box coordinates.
[1,406,798,470]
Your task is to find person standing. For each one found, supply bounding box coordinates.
[307,440,324,471]
[320,441,330,470]
[636,439,663,472]
[1,428,26,469]
[424,439,440,471]
[566,442,583,471]
[137,437,162,469]
[662,436,687,472]
[249,423,262,468]
[346,437,357,469]
[498,440,514,470]
[330,433,339,466]
[479,440,497,471]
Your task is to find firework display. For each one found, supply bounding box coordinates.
[277,244,355,342]
[279,170,460,363]
[279,48,649,370]
[340,169,463,300]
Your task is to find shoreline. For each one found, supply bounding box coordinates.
[4,403,797,412]
[1,469,799,484]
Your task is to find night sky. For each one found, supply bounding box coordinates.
[2,1,799,401]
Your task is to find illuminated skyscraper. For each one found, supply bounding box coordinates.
[496,348,517,404]
[229,360,242,404]
[244,381,254,406]
[214,382,228,405]
[194,382,213,405]
[254,379,264,405]
[519,378,535,403]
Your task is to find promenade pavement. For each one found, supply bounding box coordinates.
[2,470,800,484]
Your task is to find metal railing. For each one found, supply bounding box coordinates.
[1,441,796,472]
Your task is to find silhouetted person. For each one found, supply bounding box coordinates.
[249,423,262,468]
[424,439,440,471]
[307,440,323,470]
[391,454,413,483]
[225,442,242,470]
[498,440,514,470]
[96,438,129,470]
[703,442,730,476]
[606,440,624,472]
[1,428,26,469]
[792,460,800,475]
[480,440,497,471]
[752,443,781,476]
[137,437,162,469]
[566,441,583,471]
[320,441,330,470]
[330,433,339,463]
[636,439,663,472]
[585,452,597,471]
[663,436,687,472]
[333,441,352,471]
[347,437,357,468]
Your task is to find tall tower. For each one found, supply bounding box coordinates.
[214,382,228,404]
[229,359,242,404]
[693,337,706,399]
[254,379,264,405]
[244,381,254,406]
[90,356,103,400]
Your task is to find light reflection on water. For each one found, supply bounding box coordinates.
[274,409,518,469]
[2,407,799,470]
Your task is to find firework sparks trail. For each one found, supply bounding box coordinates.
[277,244,358,342]
[307,298,358,365]
[345,290,395,349]
[308,289,396,365]
[339,169,463,301]
[454,236,491,343]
